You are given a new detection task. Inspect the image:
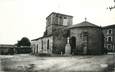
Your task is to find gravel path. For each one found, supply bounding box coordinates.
[0,54,115,72]
[0,58,4,72]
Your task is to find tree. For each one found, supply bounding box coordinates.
[17,37,31,46]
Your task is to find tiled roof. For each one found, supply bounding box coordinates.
[68,21,99,29]
[31,34,52,41]
[103,24,115,28]
[46,12,73,19]
[0,44,16,48]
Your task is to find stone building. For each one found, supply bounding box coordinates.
[68,21,104,55]
[31,12,72,55]
[31,12,105,55]
[31,36,53,55]
[0,44,16,55]
[0,44,32,55]
[103,25,115,52]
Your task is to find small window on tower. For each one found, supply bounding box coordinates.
[64,17,67,19]
[56,15,58,17]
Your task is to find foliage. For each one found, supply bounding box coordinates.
[17,37,31,47]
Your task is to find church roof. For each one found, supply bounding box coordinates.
[68,21,99,29]
[31,34,52,41]
[46,12,73,19]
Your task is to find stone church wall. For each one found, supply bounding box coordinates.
[46,25,52,35]
[52,28,68,54]
[42,36,53,54]
[70,27,104,55]
[31,36,53,54]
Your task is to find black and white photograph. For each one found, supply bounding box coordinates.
[0,0,115,72]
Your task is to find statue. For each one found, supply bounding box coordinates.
[67,37,70,43]
[65,37,71,55]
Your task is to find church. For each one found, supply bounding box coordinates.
[31,12,105,55]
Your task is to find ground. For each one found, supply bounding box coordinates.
[0,54,115,72]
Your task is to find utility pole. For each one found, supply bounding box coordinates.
[107,0,115,11]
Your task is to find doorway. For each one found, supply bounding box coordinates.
[69,36,76,54]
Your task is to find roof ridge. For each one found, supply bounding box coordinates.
[68,21,99,29]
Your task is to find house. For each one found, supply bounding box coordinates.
[103,25,115,52]
[0,44,16,55]
[0,44,32,55]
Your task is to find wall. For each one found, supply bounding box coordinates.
[46,13,72,36]
[31,36,53,55]
[70,27,104,55]
[52,28,68,54]
[0,48,9,55]
[102,27,115,52]
[48,13,73,26]
[42,36,53,54]
[16,46,32,54]
[46,25,52,35]
[0,45,17,55]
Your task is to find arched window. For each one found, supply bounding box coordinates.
[34,44,36,53]
[47,40,49,49]
[37,44,38,53]
[42,40,43,50]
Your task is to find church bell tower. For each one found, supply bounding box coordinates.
[45,12,73,35]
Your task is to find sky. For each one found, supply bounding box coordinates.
[0,0,115,44]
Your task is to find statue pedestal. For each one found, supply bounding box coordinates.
[65,43,71,55]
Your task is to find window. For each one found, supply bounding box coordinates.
[60,16,62,18]
[107,29,112,34]
[37,44,38,53]
[42,40,43,50]
[107,44,113,50]
[83,32,88,36]
[47,40,49,49]
[107,36,112,42]
[64,17,67,19]
[80,32,88,41]
[34,44,36,53]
